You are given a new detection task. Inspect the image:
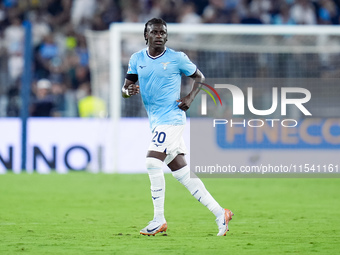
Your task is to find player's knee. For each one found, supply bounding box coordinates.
[146,157,163,171]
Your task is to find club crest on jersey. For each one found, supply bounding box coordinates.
[161,62,170,70]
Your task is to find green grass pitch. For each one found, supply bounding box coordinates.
[0,173,339,255]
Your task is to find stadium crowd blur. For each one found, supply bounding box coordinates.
[0,0,339,117]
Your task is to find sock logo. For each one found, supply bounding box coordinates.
[151,188,163,192]
[152,196,160,200]
[192,189,199,196]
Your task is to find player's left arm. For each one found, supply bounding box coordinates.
[177,69,205,111]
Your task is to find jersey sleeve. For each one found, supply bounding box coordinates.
[178,52,197,76]
[127,53,138,74]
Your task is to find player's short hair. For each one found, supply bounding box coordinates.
[144,18,167,45]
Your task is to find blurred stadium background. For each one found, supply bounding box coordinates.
[1,2,340,255]
[1,0,340,173]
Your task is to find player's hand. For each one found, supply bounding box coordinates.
[177,96,193,111]
[127,84,140,96]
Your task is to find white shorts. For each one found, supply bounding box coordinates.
[148,125,187,165]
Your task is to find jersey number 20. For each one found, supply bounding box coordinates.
[152,131,166,144]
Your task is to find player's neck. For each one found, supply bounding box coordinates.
[147,46,166,58]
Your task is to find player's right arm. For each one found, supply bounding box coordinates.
[123,53,140,98]
[122,77,140,98]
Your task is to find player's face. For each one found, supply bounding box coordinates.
[146,24,167,49]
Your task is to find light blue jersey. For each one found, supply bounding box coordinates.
[127,47,197,130]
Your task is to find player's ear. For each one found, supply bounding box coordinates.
[144,33,148,45]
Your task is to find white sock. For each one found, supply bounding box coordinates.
[172,165,224,218]
[146,157,165,222]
